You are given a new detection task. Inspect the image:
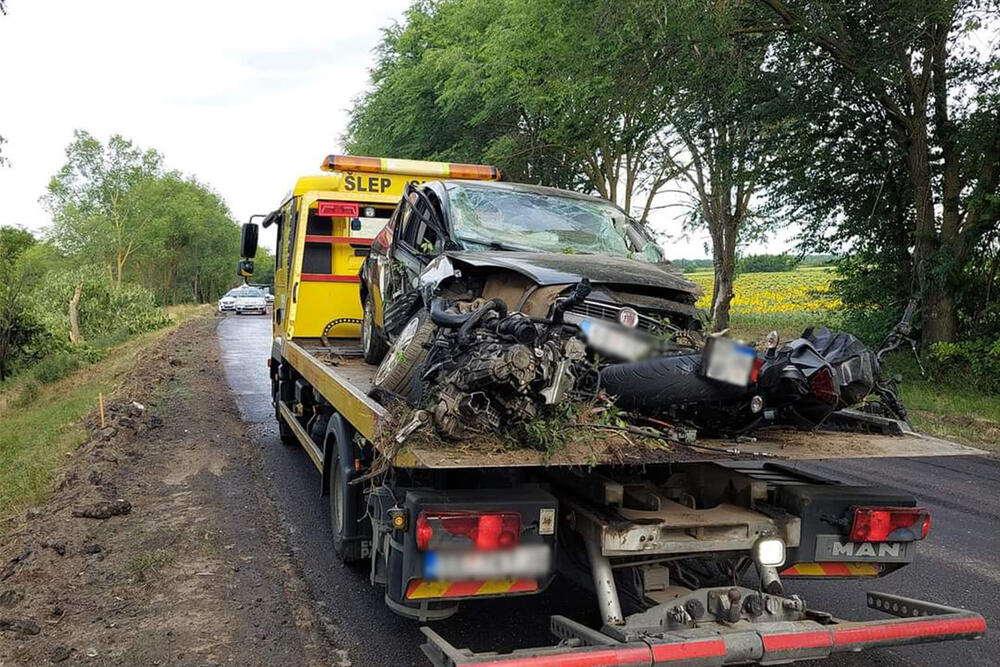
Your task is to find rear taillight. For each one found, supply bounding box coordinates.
[849,506,931,542]
[749,357,763,383]
[415,511,520,551]
[808,367,839,404]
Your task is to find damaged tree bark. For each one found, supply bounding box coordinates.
[68,281,83,345]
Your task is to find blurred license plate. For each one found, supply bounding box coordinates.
[424,544,550,581]
[577,319,650,361]
[703,338,757,386]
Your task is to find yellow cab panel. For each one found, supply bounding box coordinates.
[267,156,500,342]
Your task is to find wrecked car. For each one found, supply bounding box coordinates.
[360,180,907,441]
[359,180,705,436]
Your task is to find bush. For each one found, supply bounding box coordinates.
[30,351,86,384]
[31,270,169,344]
[924,338,1000,394]
[14,378,41,407]
[28,346,107,385]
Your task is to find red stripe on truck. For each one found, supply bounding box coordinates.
[441,581,484,598]
[762,630,833,651]
[300,274,361,283]
[833,616,986,646]
[650,639,727,661]
[475,645,651,667]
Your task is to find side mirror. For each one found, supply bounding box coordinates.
[241,222,259,259]
[238,259,254,278]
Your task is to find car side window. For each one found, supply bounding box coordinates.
[397,202,415,249]
[397,189,440,255]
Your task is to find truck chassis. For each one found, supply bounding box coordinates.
[269,343,986,666]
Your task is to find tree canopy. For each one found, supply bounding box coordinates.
[346,0,785,329]
[759,0,1000,342]
[42,130,253,304]
[347,0,1000,342]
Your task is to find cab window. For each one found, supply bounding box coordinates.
[284,198,298,281]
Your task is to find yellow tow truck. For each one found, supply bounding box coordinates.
[235,155,985,667]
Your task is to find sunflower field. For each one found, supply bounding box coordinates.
[684,266,842,338]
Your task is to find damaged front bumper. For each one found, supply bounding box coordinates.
[420,591,985,666]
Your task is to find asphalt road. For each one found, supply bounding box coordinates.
[218,314,998,666]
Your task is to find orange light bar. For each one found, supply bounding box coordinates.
[321,154,501,181]
[321,155,381,173]
[449,162,501,180]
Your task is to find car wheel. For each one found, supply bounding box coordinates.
[372,309,434,396]
[362,294,390,365]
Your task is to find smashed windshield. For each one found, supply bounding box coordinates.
[446,184,663,263]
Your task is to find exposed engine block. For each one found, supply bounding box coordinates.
[424,300,591,439]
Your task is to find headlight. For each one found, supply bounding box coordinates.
[753,536,786,568]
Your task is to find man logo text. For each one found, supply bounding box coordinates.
[831,542,902,558]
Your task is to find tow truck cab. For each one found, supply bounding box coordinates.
[237,155,985,667]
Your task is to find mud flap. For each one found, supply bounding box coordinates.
[420,592,985,666]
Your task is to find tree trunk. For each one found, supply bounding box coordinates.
[904,120,957,344]
[708,210,738,332]
[711,260,736,332]
[922,284,956,345]
[69,281,83,344]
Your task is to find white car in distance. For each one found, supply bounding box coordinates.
[232,287,268,315]
[218,289,238,313]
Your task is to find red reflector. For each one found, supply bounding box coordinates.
[849,506,930,542]
[317,201,360,218]
[809,367,839,404]
[750,356,763,383]
[415,511,520,551]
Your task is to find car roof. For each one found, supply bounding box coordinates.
[440,179,612,206]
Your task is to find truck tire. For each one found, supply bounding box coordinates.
[326,417,365,563]
[362,293,390,365]
[272,379,297,446]
[372,309,434,396]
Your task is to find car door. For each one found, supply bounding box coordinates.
[380,186,446,332]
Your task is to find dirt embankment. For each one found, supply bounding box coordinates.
[0,317,338,666]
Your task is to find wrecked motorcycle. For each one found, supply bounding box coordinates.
[601,328,906,437]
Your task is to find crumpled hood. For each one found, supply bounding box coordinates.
[444,251,699,294]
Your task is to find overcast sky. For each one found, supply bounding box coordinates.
[0,0,793,259]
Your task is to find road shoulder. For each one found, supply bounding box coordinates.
[0,316,336,666]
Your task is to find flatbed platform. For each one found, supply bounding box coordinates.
[285,339,983,469]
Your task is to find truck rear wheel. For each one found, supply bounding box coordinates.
[272,379,297,446]
[330,461,364,562]
[327,417,366,563]
[372,309,434,396]
[362,294,389,365]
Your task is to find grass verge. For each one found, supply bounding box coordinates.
[0,306,211,522]
[886,355,1000,449]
